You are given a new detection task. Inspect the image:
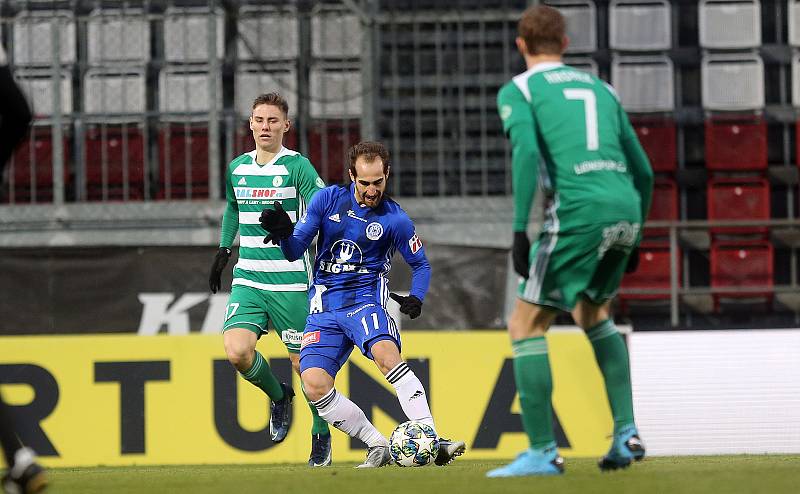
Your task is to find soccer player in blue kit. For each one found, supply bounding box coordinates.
[259,141,466,468]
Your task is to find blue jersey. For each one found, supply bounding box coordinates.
[280,184,431,312]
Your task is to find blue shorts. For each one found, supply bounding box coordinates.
[299,302,401,378]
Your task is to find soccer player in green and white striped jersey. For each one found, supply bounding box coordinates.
[208,93,332,466]
[486,6,654,478]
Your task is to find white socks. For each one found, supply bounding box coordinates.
[386,362,435,428]
[312,389,388,447]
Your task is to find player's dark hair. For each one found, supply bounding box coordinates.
[518,5,565,55]
[252,92,289,118]
[347,141,390,177]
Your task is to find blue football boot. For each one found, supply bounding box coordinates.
[486,442,564,478]
[269,383,295,443]
[598,425,646,471]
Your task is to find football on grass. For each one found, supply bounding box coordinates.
[389,420,439,467]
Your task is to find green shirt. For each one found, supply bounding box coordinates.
[497,62,653,234]
[219,147,325,292]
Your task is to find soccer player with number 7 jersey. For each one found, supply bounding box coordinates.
[260,141,466,468]
[488,5,654,478]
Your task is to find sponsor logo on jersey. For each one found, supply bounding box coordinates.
[347,210,367,223]
[500,105,512,121]
[316,177,326,189]
[409,233,423,254]
[237,177,247,185]
[281,328,302,346]
[319,240,363,274]
[366,222,383,240]
[301,330,320,348]
[328,213,341,223]
[272,176,283,187]
[234,187,289,199]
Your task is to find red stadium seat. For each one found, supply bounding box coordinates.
[705,115,767,171]
[308,120,360,184]
[157,125,211,199]
[619,242,680,303]
[631,117,677,173]
[84,124,145,200]
[6,126,71,203]
[644,178,678,238]
[710,240,773,311]
[706,177,770,236]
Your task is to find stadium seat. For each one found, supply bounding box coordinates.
[14,68,73,118]
[789,1,800,47]
[563,56,599,77]
[645,178,678,238]
[701,52,765,112]
[83,67,146,116]
[631,117,677,173]
[619,241,680,303]
[705,115,767,171]
[609,0,671,51]
[87,8,150,64]
[710,240,774,311]
[237,6,299,60]
[158,66,223,119]
[311,6,361,59]
[308,121,360,184]
[157,125,210,200]
[611,55,675,113]
[699,0,761,49]
[707,176,770,236]
[6,126,71,203]
[309,64,363,119]
[12,10,76,66]
[84,124,146,201]
[163,7,224,63]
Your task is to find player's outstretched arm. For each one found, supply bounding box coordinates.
[393,216,431,317]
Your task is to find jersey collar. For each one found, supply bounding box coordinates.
[249,146,293,166]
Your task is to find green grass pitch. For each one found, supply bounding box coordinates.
[47,456,799,494]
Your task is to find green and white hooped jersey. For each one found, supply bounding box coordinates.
[222,147,325,292]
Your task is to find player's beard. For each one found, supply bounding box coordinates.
[360,189,382,207]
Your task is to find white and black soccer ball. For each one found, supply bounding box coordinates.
[389,420,439,467]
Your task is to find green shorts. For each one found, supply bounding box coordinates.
[223,284,309,353]
[519,220,640,311]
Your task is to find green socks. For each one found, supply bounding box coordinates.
[302,384,330,435]
[586,320,635,433]
[512,336,555,449]
[240,351,284,401]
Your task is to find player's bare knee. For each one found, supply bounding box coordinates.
[223,332,255,371]
[370,340,402,375]
[573,299,610,330]
[301,369,333,401]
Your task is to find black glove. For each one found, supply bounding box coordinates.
[512,231,531,279]
[625,247,640,274]
[389,293,423,319]
[260,202,293,245]
[209,247,231,293]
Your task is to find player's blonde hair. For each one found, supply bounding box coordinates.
[347,141,390,177]
[518,5,565,55]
